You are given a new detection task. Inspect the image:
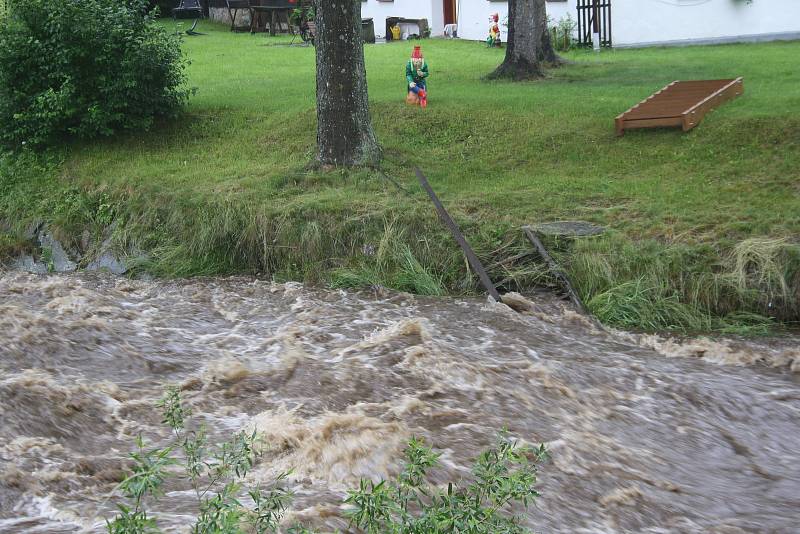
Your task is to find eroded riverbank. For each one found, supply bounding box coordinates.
[0,271,798,532]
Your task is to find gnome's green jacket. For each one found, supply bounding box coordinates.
[406,59,429,89]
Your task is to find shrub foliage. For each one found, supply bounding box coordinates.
[0,0,190,147]
[107,387,547,533]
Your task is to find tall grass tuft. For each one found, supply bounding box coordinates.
[567,233,799,333]
[331,219,445,296]
[393,245,445,295]
[587,277,713,332]
[728,237,799,317]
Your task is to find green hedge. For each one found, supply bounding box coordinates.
[0,0,190,148]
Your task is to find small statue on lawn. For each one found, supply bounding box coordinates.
[487,13,502,48]
[406,45,429,108]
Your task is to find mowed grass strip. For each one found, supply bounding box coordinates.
[2,20,798,333]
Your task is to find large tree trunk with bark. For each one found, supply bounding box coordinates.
[538,15,563,65]
[489,0,552,80]
[315,0,380,166]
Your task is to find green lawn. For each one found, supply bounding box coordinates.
[2,20,799,332]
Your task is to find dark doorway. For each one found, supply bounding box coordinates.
[444,0,457,26]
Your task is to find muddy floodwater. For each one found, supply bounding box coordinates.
[1,271,798,533]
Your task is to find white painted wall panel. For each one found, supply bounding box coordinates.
[456,1,574,42]
[356,1,800,46]
[612,0,800,46]
[430,0,445,35]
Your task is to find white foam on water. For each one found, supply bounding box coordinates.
[632,333,800,371]
[247,407,408,488]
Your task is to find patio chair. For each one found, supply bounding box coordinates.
[225,0,250,32]
[173,0,203,36]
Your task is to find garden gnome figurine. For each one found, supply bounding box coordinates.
[487,13,501,47]
[406,45,429,108]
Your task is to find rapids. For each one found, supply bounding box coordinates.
[0,271,798,533]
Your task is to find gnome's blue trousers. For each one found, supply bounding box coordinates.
[408,81,427,94]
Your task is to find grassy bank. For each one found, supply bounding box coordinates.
[1,21,798,333]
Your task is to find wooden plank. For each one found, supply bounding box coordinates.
[416,168,501,302]
[615,81,677,121]
[615,116,625,136]
[522,227,590,316]
[626,108,694,120]
[617,78,742,135]
[682,78,743,131]
[673,80,731,87]
[621,117,684,130]
[643,90,730,99]
[682,77,743,116]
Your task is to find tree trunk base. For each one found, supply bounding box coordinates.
[487,58,544,81]
[539,29,566,67]
[543,55,569,68]
[540,48,568,67]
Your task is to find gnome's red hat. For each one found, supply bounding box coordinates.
[411,46,423,59]
[492,13,499,22]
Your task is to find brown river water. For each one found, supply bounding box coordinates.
[0,271,798,533]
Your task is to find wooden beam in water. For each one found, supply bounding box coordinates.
[522,226,589,316]
[415,168,501,302]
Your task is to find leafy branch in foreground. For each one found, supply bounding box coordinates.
[108,388,547,533]
[345,433,548,534]
[107,386,300,534]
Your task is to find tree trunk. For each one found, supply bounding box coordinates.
[488,0,547,80]
[538,15,564,65]
[315,0,380,166]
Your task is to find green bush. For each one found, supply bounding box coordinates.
[345,434,547,534]
[107,387,547,533]
[0,0,190,148]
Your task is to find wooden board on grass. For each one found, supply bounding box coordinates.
[616,78,744,136]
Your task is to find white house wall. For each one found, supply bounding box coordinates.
[430,0,445,36]
[359,0,572,40]
[612,0,800,47]
[456,1,573,42]
[359,0,800,46]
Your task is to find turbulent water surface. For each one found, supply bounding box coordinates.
[0,271,798,533]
